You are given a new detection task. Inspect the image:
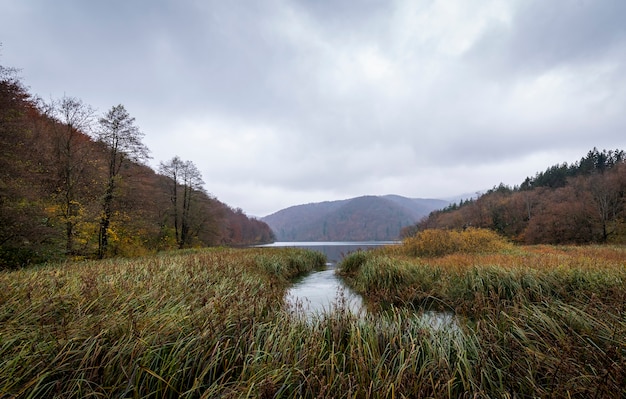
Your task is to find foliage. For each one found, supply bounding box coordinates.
[408,149,626,245]
[0,64,274,268]
[402,228,512,257]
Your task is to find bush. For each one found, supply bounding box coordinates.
[403,228,511,257]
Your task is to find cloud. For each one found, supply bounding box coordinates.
[1,0,626,216]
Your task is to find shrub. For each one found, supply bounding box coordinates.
[403,228,511,257]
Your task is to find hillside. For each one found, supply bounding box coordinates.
[407,148,626,245]
[262,195,448,241]
[0,64,274,268]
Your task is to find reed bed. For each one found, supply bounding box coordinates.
[1,240,624,398]
[337,229,626,397]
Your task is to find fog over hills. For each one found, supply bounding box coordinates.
[262,195,448,241]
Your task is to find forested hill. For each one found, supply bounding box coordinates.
[0,64,274,268]
[405,148,626,244]
[262,195,448,241]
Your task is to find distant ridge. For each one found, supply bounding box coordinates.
[262,195,448,241]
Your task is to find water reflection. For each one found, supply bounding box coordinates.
[417,311,461,333]
[269,242,388,318]
[264,242,460,332]
[285,265,364,317]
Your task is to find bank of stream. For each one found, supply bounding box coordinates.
[260,242,460,331]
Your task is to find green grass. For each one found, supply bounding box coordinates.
[1,242,625,398]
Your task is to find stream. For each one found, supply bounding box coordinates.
[260,241,392,317]
[285,263,365,316]
[260,242,460,332]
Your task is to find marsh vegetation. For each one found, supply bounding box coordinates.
[1,231,624,397]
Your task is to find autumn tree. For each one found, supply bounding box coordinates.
[220,207,275,245]
[95,105,150,258]
[586,167,626,242]
[180,160,204,247]
[44,96,96,255]
[159,156,205,248]
[1,56,275,266]
[159,156,184,247]
[0,64,55,266]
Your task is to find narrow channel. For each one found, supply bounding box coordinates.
[259,241,395,318]
[285,263,364,317]
[260,242,461,333]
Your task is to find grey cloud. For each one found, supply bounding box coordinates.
[2,0,626,216]
[467,0,626,75]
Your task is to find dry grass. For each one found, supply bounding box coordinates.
[1,239,624,398]
[402,228,513,257]
[336,230,626,397]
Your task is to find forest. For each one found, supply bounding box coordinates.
[404,147,626,244]
[0,63,274,269]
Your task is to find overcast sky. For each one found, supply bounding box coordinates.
[2,0,626,216]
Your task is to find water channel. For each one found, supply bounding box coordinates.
[258,242,460,332]
[259,242,393,317]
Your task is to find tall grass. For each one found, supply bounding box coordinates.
[336,229,626,397]
[339,229,626,314]
[0,248,323,398]
[1,241,624,397]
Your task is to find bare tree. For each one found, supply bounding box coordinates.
[587,171,623,242]
[46,96,95,254]
[180,160,204,248]
[95,104,150,258]
[158,156,204,248]
[159,156,184,247]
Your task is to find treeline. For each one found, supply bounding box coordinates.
[0,64,274,268]
[404,148,626,244]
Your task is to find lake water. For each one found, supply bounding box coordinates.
[258,241,398,263]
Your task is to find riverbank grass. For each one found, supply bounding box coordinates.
[337,228,626,396]
[1,238,624,398]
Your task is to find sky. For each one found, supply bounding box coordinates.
[1,0,626,217]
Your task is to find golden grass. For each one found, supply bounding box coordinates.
[402,228,513,257]
[336,234,626,397]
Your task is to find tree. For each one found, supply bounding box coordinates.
[159,157,205,248]
[0,63,52,266]
[159,156,184,247]
[45,96,96,255]
[180,160,204,247]
[95,105,150,258]
[585,169,624,242]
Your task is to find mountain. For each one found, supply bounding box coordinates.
[262,195,448,241]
